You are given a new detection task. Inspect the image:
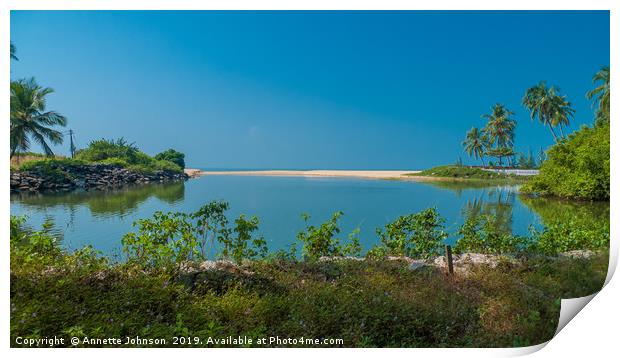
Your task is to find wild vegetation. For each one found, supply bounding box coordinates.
[10,78,67,161]
[10,45,184,183]
[412,165,528,184]
[522,66,610,201]
[11,200,608,347]
[74,138,184,174]
[12,138,186,192]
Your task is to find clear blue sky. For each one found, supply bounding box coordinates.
[10,11,609,169]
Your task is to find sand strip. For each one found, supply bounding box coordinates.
[185,170,421,180]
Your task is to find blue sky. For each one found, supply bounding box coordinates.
[10,11,609,169]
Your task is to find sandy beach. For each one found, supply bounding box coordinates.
[184,169,421,180]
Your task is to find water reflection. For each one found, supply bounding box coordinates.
[10,176,610,256]
[519,195,610,233]
[10,182,185,219]
[461,187,517,234]
[422,180,609,237]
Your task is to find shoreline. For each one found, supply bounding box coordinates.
[182,169,529,183]
[184,169,420,180]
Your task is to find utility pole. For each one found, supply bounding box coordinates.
[69,129,76,158]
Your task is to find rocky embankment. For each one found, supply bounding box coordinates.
[10,164,188,193]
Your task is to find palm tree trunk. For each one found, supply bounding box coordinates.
[548,124,559,143]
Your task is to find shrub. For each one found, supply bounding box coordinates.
[98,157,129,167]
[530,220,609,255]
[122,201,268,266]
[154,149,185,169]
[153,159,182,172]
[375,208,447,259]
[416,165,515,179]
[454,214,533,255]
[296,212,361,260]
[19,157,86,172]
[221,215,268,263]
[522,122,610,200]
[10,216,62,265]
[121,211,199,267]
[18,158,87,183]
[75,138,140,163]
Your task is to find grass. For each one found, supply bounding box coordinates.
[409,165,530,183]
[10,152,65,170]
[10,213,609,348]
[12,154,183,178]
[11,249,608,348]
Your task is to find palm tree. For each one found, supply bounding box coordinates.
[462,127,488,166]
[10,42,18,61]
[10,78,67,161]
[522,82,574,142]
[482,104,516,148]
[586,66,610,124]
[549,90,575,138]
[482,104,516,167]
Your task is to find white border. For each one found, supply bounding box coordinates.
[2,1,616,357]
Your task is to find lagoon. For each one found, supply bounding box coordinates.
[10,174,609,259]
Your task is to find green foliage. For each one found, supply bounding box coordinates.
[10,205,611,348]
[221,215,268,263]
[10,249,608,347]
[586,66,610,125]
[97,157,130,167]
[296,212,361,260]
[10,78,67,158]
[522,81,574,143]
[75,138,183,174]
[18,158,87,183]
[75,138,139,163]
[154,149,186,169]
[121,211,199,268]
[10,216,61,265]
[376,208,448,259]
[122,201,267,266]
[454,214,533,255]
[462,127,489,166]
[522,122,610,200]
[416,165,521,181]
[530,221,609,255]
[516,148,537,169]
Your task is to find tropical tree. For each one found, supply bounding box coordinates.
[10,78,67,160]
[482,104,516,149]
[462,127,488,166]
[586,66,610,124]
[10,42,18,61]
[548,91,575,138]
[522,82,574,142]
[482,104,516,166]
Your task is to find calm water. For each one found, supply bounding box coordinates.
[10,175,609,259]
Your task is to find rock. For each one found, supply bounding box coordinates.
[11,163,188,193]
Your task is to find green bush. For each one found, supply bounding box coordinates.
[153,159,182,172]
[522,122,610,200]
[375,208,447,259]
[19,157,86,172]
[122,200,267,266]
[296,212,361,260]
[74,138,183,174]
[98,157,129,167]
[454,214,533,255]
[75,138,140,163]
[154,149,185,169]
[415,165,522,181]
[530,220,609,255]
